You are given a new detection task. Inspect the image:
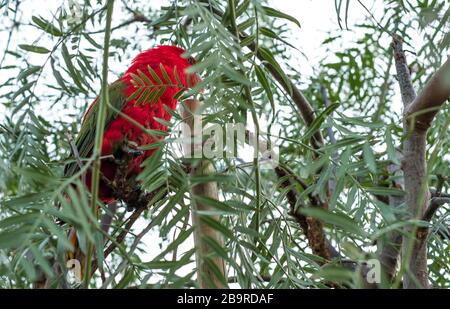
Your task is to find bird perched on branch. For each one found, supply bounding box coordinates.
[64,45,199,282]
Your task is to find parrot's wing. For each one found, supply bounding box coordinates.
[64,80,127,177]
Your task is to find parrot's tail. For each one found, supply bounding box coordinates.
[67,226,86,284]
[66,199,117,284]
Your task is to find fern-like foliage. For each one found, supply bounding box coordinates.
[128,64,187,106]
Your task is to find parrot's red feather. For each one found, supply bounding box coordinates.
[84,45,198,200]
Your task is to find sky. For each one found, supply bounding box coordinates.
[0,0,414,285]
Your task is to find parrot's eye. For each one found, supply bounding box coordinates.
[187,56,195,65]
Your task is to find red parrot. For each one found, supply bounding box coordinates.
[64,45,199,279]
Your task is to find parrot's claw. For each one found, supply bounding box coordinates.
[121,143,144,158]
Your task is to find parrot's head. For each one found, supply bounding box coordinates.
[126,45,201,89]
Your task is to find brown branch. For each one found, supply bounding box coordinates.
[101,214,156,288]
[430,188,450,198]
[392,35,417,106]
[422,197,450,222]
[392,36,450,288]
[275,165,334,261]
[90,204,144,275]
[392,35,431,289]
[182,99,227,288]
[415,197,450,259]
[405,58,450,132]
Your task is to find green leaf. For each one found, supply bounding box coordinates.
[18,44,50,54]
[222,65,251,86]
[236,0,251,17]
[200,216,235,239]
[114,269,135,289]
[193,195,239,215]
[0,227,29,249]
[148,86,167,106]
[302,103,339,143]
[12,82,34,99]
[202,235,229,261]
[254,65,274,111]
[30,244,54,278]
[32,16,63,36]
[261,6,301,28]
[363,141,377,173]
[137,69,154,86]
[61,44,86,92]
[130,72,145,86]
[300,207,366,236]
[240,34,255,47]
[258,47,292,95]
[147,65,162,84]
[83,33,102,49]
[237,18,255,31]
[153,227,194,261]
[51,61,69,92]
[159,63,172,84]
[173,66,183,87]
[17,66,41,80]
[314,265,354,285]
[127,87,144,102]
[385,127,399,164]
[202,256,228,287]
[259,27,299,50]
[363,187,405,196]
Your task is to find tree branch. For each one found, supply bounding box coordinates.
[182,99,227,288]
[275,165,335,261]
[392,34,432,289]
[101,214,156,288]
[405,58,450,132]
[422,197,450,222]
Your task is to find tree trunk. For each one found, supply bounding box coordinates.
[182,99,227,288]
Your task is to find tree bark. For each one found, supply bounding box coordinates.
[392,35,450,288]
[182,99,227,288]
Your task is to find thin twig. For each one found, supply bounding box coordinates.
[101,216,156,288]
[66,133,86,184]
[85,14,151,34]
